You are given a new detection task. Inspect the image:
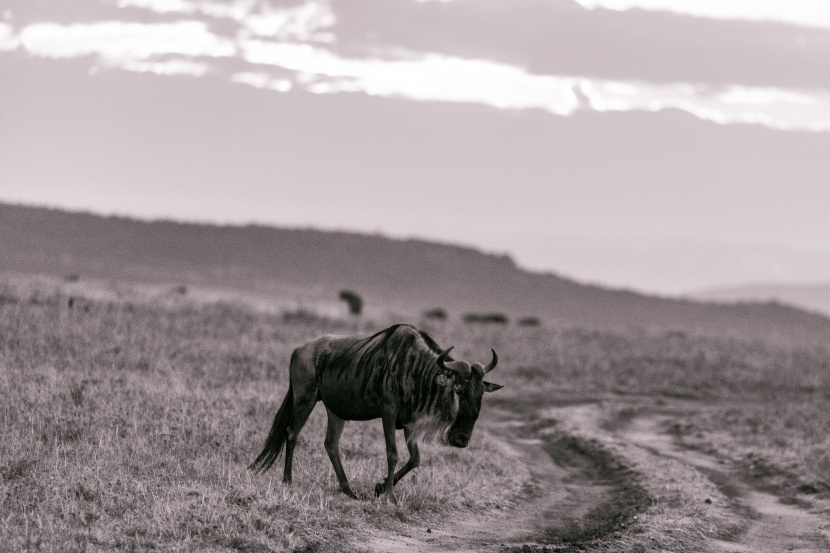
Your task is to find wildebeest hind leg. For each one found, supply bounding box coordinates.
[324,408,357,499]
[283,396,316,485]
[375,425,419,497]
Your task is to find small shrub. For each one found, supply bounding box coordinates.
[463,313,508,325]
[517,316,541,327]
[422,308,447,321]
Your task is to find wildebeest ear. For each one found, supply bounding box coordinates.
[436,374,452,387]
[483,381,503,393]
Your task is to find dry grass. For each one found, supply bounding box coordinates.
[0,280,525,552]
[672,397,830,498]
[3,275,830,551]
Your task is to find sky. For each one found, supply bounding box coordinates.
[1,0,830,294]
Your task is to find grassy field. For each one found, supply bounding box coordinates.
[0,278,527,552]
[2,275,829,551]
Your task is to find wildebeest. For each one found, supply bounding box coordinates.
[338,289,363,316]
[249,323,502,502]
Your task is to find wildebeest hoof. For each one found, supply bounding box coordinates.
[342,487,358,499]
[375,484,398,504]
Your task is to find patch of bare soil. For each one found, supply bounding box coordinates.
[359,401,648,553]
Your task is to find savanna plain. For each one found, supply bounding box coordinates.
[2,275,830,552]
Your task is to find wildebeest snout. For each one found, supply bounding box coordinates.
[449,431,470,448]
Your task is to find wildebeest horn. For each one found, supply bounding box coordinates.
[437,346,471,377]
[483,349,498,374]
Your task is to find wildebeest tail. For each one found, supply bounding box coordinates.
[249,383,294,473]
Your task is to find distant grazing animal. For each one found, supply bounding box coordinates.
[249,324,502,503]
[338,290,363,316]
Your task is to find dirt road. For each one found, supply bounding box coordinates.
[620,411,830,553]
[359,396,830,552]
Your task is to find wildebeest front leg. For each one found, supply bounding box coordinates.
[324,408,357,499]
[375,425,419,497]
[380,412,399,503]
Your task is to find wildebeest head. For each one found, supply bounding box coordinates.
[436,347,502,448]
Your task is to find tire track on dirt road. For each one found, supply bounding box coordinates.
[360,400,648,553]
[618,413,830,553]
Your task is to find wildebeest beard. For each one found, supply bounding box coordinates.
[409,388,460,444]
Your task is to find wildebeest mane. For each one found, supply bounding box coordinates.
[328,324,458,442]
[332,323,451,373]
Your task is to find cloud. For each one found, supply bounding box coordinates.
[119,57,210,76]
[115,0,198,15]
[4,2,830,133]
[116,0,335,41]
[18,20,236,63]
[231,70,292,91]
[581,80,830,131]
[241,1,335,42]
[574,0,830,31]
[240,41,581,114]
[718,86,816,107]
[114,0,261,18]
[237,40,830,131]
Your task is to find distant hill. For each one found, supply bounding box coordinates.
[695,283,830,319]
[3,202,830,345]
